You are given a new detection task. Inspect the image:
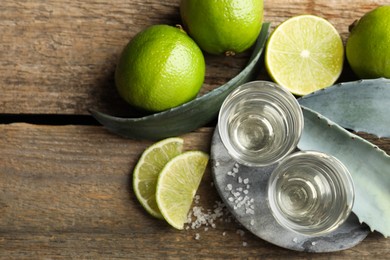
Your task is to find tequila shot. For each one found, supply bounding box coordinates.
[218,81,303,167]
[268,151,355,236]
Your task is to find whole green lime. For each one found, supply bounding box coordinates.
[115,25,205,112]
[180,0,263,56]
[346,5,390,78]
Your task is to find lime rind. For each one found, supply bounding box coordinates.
[89,23,271,141]
[133,137,184,219]
[156,151,209,229]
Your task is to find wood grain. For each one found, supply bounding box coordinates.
[0,0,388,115]
[0,124,389,258]
[1,0,390,258]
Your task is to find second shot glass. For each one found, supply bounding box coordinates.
[267,151,355,236]
[218,81,303,167]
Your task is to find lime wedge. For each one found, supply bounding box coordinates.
[265,15,344,96]
[133,137,184,219]
[156,151,209,229]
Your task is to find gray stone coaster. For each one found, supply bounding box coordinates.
[210,127,370,252]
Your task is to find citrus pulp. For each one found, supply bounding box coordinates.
[265,15,344,95]
[156,151,209,229]
[133,137,184,219]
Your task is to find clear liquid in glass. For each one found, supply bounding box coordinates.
[268,151,355,236]
[218,81,303,167]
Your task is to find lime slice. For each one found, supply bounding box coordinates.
[133,137,184,219]
[156,151,209,229]
[265,15,344,96]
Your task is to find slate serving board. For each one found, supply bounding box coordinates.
[210,127,370,252]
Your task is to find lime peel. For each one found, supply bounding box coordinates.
[90,23,271,140]
[115,24,205,112]
[346,5,390,78]
[180,0,264,55]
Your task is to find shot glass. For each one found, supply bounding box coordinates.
[267,151,355,236]
[218,81,303,167]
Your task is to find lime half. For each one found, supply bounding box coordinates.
[133,137,184,219]
[156,151,209,229]
[265,15,344,95]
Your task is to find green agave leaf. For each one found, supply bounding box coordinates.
[298,78,390,138]
[298,106,390,237]
[89,23,270,140]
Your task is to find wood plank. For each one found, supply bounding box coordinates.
[1,0,388,115]
[0,124,389,258]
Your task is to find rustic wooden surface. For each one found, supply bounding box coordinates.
[1,0,389,259]
[1,125,389,259]
[1,0,388,115]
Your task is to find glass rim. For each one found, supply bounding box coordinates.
[218,80,304,167]
[267,150,355,236]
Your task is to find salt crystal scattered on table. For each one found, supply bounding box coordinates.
[236,229,245,236]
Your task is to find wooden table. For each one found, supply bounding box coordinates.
[1,0,389,258]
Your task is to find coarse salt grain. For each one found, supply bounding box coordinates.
[186,199,232,231]
[236,229,245,236]
[195,195,200,204]
[246,208,255,215]
[231,191,239,197]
